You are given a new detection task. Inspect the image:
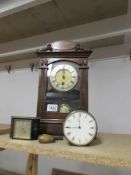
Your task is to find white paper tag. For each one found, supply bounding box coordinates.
[47,104,58,112]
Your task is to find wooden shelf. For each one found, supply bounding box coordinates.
[0,133,130,168]
[0,124,10,135]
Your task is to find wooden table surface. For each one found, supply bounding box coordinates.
[0,133,130,169]
[0,124,10,135]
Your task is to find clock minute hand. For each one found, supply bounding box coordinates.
[78,118,81,128]
[62,69,65,79]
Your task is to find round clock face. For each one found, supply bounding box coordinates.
[49,64,78,92]
[63,110,97,146]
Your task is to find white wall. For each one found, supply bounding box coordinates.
[89,57,131,134]
[0,57,131,175]
[0,69,39,123]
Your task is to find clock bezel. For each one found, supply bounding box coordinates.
[49,63,79,92]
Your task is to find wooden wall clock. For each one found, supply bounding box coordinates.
[35,41,92,138]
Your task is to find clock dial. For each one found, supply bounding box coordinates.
[13,119,31,139]
[49,64,78,92]
[63,110,97,146]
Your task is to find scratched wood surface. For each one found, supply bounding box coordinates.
[0,169,21,175]
[0,124,10,151]
[0,124,10,135]
[0,133,130,168]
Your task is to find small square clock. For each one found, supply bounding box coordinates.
[10,117,40,140]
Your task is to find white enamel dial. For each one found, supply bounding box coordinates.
[49,64,78,92]
[63,110,97,146]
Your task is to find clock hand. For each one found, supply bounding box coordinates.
[65,126,81,129]
[62,69,65,79]
[78,112,82,129]
[78,118,81,128]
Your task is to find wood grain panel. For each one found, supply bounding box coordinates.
[0,124,10,135]
[0,0,128,44]
[0,133,131,168]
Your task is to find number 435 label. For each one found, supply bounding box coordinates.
[47,104,58,112]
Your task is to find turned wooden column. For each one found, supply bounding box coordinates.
[37,59,48,118]
[80,58,89,111]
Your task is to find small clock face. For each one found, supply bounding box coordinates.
[49,64,78,92]
[13,119,32,139]
[63,110,97,146]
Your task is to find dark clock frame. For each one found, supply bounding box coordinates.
[10,117,40,140]
[36,44,92,136]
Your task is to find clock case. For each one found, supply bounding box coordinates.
[10,117,40,140]
[36,43,92,137]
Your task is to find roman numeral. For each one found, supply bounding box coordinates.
[73,115,75,118]
[89,133,93,136]
[72,136,75,140]
[67,132,71,135]
[71,80,74,84]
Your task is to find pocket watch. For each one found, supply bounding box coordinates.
[49,64,78,92]
[63,110,97,146]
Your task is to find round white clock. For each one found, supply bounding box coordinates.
[63,110,97,146]
[49,64,78,92]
